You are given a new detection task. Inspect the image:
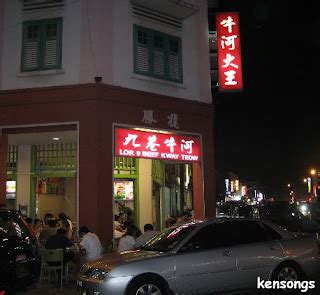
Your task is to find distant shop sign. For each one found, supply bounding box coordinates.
[216,12,243,92]
[115,127,201,162]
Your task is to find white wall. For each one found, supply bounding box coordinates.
[1,0,212,104]
[79,0,114,84]
[112,0,212,103]
[1,0,82,89]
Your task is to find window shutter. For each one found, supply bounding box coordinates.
[168,38,181,81]
[136,29,149,73]
[22,18,62,72]
[133,25,182,83]
[23,0,64,11]
[44,21,60,68]
[153,35,164,77]
[24,24,40,70]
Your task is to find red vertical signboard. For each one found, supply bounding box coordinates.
[216,12,243,92]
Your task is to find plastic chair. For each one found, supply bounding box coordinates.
[40,248,68,288]
[101,242,114,254]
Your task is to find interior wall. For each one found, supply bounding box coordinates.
[38,178,76,221]
[65,178,76,221]
[38,193,65,220]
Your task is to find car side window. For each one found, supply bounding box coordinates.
[235,220,282,244]
[260,222,283,240]
[180,222,239,252]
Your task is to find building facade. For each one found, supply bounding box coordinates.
[0,0,215,243]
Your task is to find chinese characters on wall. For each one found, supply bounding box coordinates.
[216,12,243,92]
[142,109,180,129]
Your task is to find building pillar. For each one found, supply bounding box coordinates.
[0,133,8,206]
[193,162,204,220]
[16,144,32,215]
[138,159,153,230]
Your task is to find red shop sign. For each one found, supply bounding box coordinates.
[115,128,201,162]
[216,12,243,92]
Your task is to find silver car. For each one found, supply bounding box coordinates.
[77,219,320,294]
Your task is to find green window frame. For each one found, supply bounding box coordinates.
[21,18,63,72]
[32,143,77,174]
[133,25,183,83]
[114,156,137,175]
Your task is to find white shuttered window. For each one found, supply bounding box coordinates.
[21,18,62,72]
[134,25,182,83]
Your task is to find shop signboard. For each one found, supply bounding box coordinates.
[216,11,243,92]
[115,127,201,162]
[114,180,134,201]
[6,180,16,199]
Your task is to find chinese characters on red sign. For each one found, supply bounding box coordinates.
[115,128,201,162]
[216,12,243,92]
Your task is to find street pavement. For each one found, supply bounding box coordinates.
[16,264,319,295]
[17,281,320,295]
[17,262,79,295]
[17,277,78,295]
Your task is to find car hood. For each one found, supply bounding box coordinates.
[85,250,165,270]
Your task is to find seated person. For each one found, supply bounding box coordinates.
[38,218,58,247]
[44,213,54,227]
[58,212,73,240]
[78,226,102,262]
[33,218,43,239]
[118,224,140,252]
[135,224,159,248]
[45,228,75,266]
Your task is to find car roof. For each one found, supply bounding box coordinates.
[190,217,276,226]
[193,217,292,236]
[168,218,292,253]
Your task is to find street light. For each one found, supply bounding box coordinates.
[287,183,291,188]
[310,169,316,176]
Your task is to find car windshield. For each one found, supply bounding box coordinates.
[139,223,197,252]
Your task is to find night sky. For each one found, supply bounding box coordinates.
[211,1,320,198]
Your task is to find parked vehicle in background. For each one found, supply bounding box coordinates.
[216,200,241,218]
[309,202,320,223]
[297,202,320,223]
[77,218,320,295]
[0,208,41,293]
[257,201,320,235]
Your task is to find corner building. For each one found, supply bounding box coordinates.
[0,0,215,244]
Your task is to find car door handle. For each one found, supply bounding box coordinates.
[222,250,232,256]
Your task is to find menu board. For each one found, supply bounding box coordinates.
[114,180,134,201]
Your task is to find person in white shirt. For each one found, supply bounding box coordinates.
[117,224,140,252]
[78,226,102,262]
[58,212,73,240]
[135,224,159,248]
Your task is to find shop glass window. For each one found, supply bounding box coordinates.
[21,18,62,72]
[134,25,183,83]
